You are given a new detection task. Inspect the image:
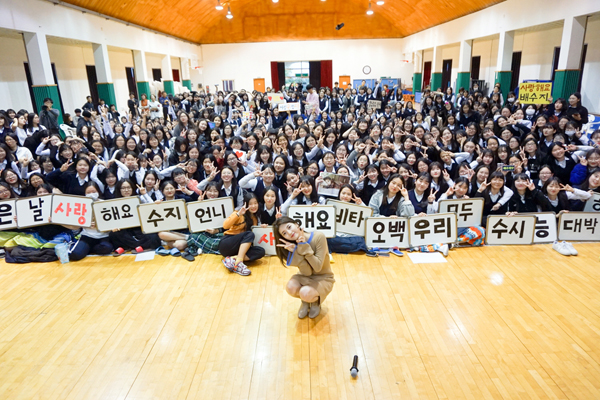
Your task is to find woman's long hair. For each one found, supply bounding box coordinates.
[272,216,299,267]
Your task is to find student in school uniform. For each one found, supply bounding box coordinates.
[46,158,95,196]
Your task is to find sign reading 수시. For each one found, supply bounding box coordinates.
[438,198,483,228]
[518,82,553,105]
[408,213,457,247]
[0,200,17,231]
[138,200,188,234]
[365,217,410,249]
[557,211,600,241]
[93,197,141,232]
[252,226,277,256]
[16,195,53,228]
[186,197,234,233]
[288,205,336,238]
[485,215,536,245]
[326,200,372,236]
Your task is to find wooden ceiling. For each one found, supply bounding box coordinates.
[59,0,505,44]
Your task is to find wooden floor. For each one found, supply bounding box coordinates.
[1,244,600,399]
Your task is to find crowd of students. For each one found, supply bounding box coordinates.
[0,79,598,271]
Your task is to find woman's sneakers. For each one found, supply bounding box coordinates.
[552,241,577,256]
[298,301,310,319]
[222,257,251,276]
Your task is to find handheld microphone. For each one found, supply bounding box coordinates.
[350,355,359,378]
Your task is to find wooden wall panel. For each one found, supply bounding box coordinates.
[59,0,505,44]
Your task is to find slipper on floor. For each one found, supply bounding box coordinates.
[391,247,404,257]
[371,247,390,253]
[170,248,181,257]
[155,246,170,256]
[131,246,146,254]
[181,251,195,262]
[112,247,125,257]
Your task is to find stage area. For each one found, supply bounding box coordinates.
[0,244,599,399]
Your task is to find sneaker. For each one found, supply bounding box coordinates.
[232,261,251,276]
[391,247,404,257]
[222,256,235,272]
[438,244,449,257]
[371,247,390,253]
[365,250,378,257]
[552,241,571,256]
[563,241,578,256]
[298,301,310,319]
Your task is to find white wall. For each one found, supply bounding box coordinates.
[108,48,135,112]
[513,26,563,83]
[581,16,600,114]
[0,35,32,111]
[201,39,405,91]
[472,37,499,87]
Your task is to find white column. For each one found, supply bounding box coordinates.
[161,55,173,81]
[496,30,515,71]
[458,40,472,72]
[180,58,191,80]
[133,50,149,81]
[92,43,112,83]
[413,51,423,73]
[432,46,443,73]
[22,32,54,86]
[558,16,587,70]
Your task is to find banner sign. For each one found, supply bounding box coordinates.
[408,213,457,247]
[518,82,552,104]
[278,102,301,112]
[0,200,17,231]
[51,194,93,227]
[16,195,53,228]
[288,205,336,238]
[267,93,286,105]
[365,217,410,249]
[327,200,372,236]
[525,212,557,244]
[138,200,188,234]
[186,197,234,233]
[93,197,141,232]
[367,100,382,110]
[485,215,536,245]
[438,198,483,228]
[557,212,600,241]
[252,226,277,256]
[583,193,600,212]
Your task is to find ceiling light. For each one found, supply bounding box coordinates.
[215,0,223,10]
[366,2,373,15]
[273,0,279,2]
[226,5,233,19]
[376,0,384,4]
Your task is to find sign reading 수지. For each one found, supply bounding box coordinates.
[485,215,536,245]
[408,213,457,247]
[557,212,600,241]
[367,100,382,110]
[288,205,336,238]
[365,217,410,249]
[16,195,53,228]
[438,198,483,228]
[51,194,94,227]
[583,193,600,212]
[0,200,17,231]
[138,200,188,234]
[252,226,277,256]
[278,102,301,112]
[518,82,553,104]
[527,212,557,243]
[327,200,372,236]
[93,197,141,232]
[186,197,234,232]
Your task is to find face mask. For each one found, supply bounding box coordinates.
[565,130,576,137]
[508,98,515,103]
[526,109,535,116]
[86,192,99,201]
[473,87,478,91]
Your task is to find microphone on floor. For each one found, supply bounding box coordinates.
[350,355,359,378]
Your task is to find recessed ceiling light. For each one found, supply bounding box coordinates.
[376,1,384,5]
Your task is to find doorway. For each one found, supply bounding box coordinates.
[339,75,351,89]
[254,78,265,92]
[423,61,432,88]
[172,69,180,82]
[442,59,452,89]
[125,67,138,99]
[86,65,99,105]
